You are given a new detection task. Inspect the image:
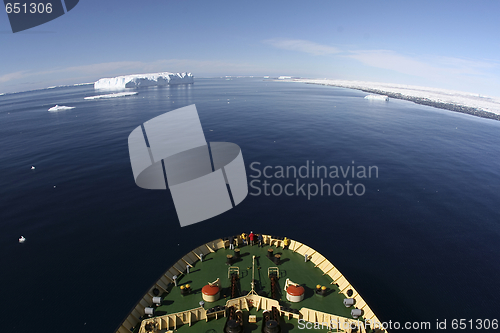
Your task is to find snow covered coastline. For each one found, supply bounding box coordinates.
[94,72,193,89]
[284,79,500,120]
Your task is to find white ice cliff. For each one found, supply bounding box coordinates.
[94,72,194,89]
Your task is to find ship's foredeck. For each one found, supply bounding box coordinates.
[120,236,384,333]
[156,243,353,319]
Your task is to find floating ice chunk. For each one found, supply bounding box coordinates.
[94,72,194,89]
[19,236,25,243]
[364,94,389,101]
[84,92,138,100]
[48,105,75,112]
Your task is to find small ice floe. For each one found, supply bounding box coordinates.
[84,92,138,100]
[364,94,389,101]
[48,105,75,112]
[19,236,26,243]
[31,166,35,170]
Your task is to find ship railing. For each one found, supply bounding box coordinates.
[284,237,385,329]
[138,306,207,332]
[137,294,280,332]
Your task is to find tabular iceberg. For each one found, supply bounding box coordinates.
[94,72,194,89]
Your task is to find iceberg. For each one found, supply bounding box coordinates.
[94,72,194,89]
[84,92,138,100]
[364,94,389,101]
[48,105,75,112]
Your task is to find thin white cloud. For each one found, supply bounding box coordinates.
[62,61,143,75]
[264,39,340,55]
[57,59,261,76]
[0,62,143,84]
[432,56,499,76]
[0,59,263,87]
[2,40,499,95]
[0,71,28,83]
[347,50,440,78]
[349,50,499,76]
[264,38,500,89]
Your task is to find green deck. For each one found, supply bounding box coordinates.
[141,241,359,332]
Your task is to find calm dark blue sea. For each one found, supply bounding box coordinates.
[1,78,499,332]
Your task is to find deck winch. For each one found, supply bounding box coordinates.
[262,307,281,333]
[224,306,243,333]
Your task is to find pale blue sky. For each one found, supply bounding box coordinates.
[1,0,499,96]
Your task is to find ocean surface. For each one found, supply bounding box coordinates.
[1,78,499,332]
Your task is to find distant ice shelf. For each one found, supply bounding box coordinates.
[94,72,194,89]
[48,105,75,112]
[84,92,138,100]
[365,94,389,101]
[284,78,500,119]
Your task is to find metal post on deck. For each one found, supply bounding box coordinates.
[251,255,255,292]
